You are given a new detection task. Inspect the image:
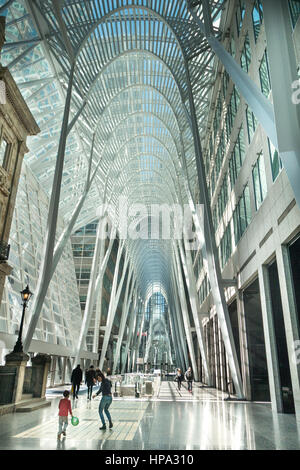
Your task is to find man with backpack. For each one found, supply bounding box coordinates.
[85,365,96,401]
[71,364,83,399]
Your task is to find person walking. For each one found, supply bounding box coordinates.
[85,365,96,401]
[185,366,194,393]
[92,371,113,431]
[57,390,73,439]
[174,368,184,391]
[71,364,83,399]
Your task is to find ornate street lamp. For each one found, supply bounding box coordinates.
[13,285,33,353]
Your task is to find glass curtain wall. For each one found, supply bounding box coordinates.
[0,162,82,356]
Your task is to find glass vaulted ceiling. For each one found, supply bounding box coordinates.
[0,0,224,300]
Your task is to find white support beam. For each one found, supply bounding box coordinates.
[23,61,76,353]
[173,242,198,380]
[99,243,129,370]
[262,0,300,208]
[73,216,108,367]
[122,296,139,374]
[184,59,244,398]
[112,268,135,374]
[179,235,212,385]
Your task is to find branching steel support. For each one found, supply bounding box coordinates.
[73,216,110,366]
[184,60,244,398]
[112,269,135,374]
[23,61,76,353]
[178,235,212,385]
[121,293,139,374]
[173,242,198,380]
[186,1,278,149]
[262,0,300,208]
[99,243,129,370]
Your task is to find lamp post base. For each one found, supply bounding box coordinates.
[5,350,29,364]
[12,339,24,354]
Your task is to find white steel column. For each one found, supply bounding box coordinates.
[186,0,277,149]
[24,134,99,354]
[121,294,139,374]
[170,282,188,371]
[99,244,129,370]
[168,307,184,370]
[144,312,153,365]
[173,242,198,380]
[172,283,189,371]
[178,235,212,385]
[258,264,283,413]
[112,269,135,374]
[128,300,141,373]
[135,306,146,371]
[276,245,300,421]
[73,216,108,366]
[23,61,76,353]
[92,225,117,354]
[236,290,251,400]
[184,60,244,398]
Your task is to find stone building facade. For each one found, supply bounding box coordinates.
[0,17,40,306]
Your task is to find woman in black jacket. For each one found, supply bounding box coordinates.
[174,368,184,391]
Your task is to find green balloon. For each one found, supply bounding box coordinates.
[71,416,79,426]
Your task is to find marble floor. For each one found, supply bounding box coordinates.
[0,381,300,450]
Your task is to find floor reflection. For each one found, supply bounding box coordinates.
[0,382,299,450]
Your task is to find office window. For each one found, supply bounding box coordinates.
[209,136,213,160]
[289,0,300,28]
[233,185,252,244]
[211,167,216,197]
[240,34,251,72]
[217,176,229,223]
[236,0,246,36]
[213,93,222,139]
[268,138,283,181]
[225,87,240,142]
[219,223,232,269]
[252,0,263,42]
[232,86,240,114]
[259,50,271,97]
[199,274,210,304]
[222,70,230,99]
[215,130,225,177]
[252,153,267,210]
[0,138,10,168]
[230,35,236,58]
[246,106,257,143]
[213,206,218,231]
[229,127,246,188]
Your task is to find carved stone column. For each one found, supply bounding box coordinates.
[4,351,29,404]
[30,354,51,399]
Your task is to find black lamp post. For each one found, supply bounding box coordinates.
[13,285,33,354]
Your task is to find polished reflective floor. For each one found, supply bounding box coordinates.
[0,382,300,450]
